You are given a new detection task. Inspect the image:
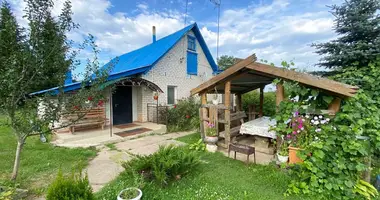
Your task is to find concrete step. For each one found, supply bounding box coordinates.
[57,125,144,143]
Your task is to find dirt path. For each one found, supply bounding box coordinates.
[86,131,194,192]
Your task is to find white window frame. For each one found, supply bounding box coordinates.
[167,85,177,105]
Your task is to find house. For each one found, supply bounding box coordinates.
[32,23,218,128]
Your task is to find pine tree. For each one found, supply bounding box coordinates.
[0,1,23,71]
[313,0,380,71]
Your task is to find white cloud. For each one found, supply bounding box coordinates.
[201,0,338,71]
[136,3,148,10]
[8,0,339,72]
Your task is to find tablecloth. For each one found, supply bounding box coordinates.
[239,117,277,139]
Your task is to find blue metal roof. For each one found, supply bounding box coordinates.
[31,22,218,95]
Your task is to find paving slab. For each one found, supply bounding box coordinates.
[85,131,193,193]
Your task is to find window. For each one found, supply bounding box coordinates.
[187,35,196,51]
[187,51,198,75]
[167,86,177,105]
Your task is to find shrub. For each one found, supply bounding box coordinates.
[122,145,201,186]
[242,90,276,117]
[46,170,94,200]
[164,97,200,132]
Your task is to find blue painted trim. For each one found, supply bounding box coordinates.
[149,23,218,73]
[30,67,150,95]
[187,35,196,51]
[191,23,218,72]
[187,51,198,75]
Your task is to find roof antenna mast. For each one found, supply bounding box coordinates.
[184,0,189,26]
[210,0,221,62]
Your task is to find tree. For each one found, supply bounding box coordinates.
[0,0,112,181]
[217,55,237,70]
[313,0,380,72]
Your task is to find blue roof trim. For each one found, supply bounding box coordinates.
[30,67,150,95]
[31,22,217,95]
[191,23,218,72]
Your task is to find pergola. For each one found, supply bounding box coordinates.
[191,54,359,148]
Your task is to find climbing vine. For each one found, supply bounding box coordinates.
[270,60,380,199]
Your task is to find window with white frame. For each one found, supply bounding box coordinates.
[167,86,177,105]
[187,35,196,51]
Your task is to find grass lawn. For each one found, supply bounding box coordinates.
[96,133,316,200]
[0,119,98,196]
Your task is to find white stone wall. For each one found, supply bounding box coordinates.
[142,30,214,113]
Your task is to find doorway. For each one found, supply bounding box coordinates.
[112,86,133,125]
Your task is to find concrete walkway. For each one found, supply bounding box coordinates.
[86,131,193,192]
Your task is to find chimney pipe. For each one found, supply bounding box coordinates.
[152,26,156,43]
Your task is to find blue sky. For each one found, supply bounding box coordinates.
[9,0,343,73]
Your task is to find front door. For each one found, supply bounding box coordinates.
[112,86,132,125]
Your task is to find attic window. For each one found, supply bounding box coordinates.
[187,35,196,51]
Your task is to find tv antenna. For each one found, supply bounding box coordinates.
[210,0,221,61]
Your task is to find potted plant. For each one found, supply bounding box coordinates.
[277,140,289,163]
[204,122,218,144]
[153,92,159,100]
[117,188,142,200]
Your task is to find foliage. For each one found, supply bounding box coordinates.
[46,169,94,200]
[189,139,206,151]
[205,122,217,137]
[0,0,111,181]
[164,97,200,132]
[217,55,237,70]
[242,90,276,117]
[119,188,139,199]
[313,0,380,72]
[285,91,380,199]
[175,132,202,144]
[0,187,15,200]
[97,151,316,200]
[0,116,97,196]
[278,139,289,156]
[122,145,201,186]
[353,179,379,200]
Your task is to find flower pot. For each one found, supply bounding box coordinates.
[212,99,219,105]
[153,95,158,100]
[117,188,142,200]
[288,146,303,164]
[276,153,288,163]
[204,136,218,144]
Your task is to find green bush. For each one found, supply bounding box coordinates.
[122,145,201,186]
[46,170,94,200]
[242,90,276,117]
[164,97,200,132]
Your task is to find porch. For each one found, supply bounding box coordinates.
[52,122,166,148]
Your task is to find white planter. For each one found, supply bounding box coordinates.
[117,188,142,200]
[277,153,289,163]
[212,99,219,105]
[205,136,218,144]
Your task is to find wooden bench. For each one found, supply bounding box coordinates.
[228,143,256,164]
[219,111,246,142]
[62,107,106,134]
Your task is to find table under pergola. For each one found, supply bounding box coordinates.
[191,54,358,149]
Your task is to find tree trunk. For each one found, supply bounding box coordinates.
[11,140,24,181]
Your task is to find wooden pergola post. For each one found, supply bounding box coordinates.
[236,94,242,111]
[259,87,264,117]
[276,83,285,150]
[276,83,285,109]
[200,92,208,139]
[328,97,341,114]
[224,81,231,148]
